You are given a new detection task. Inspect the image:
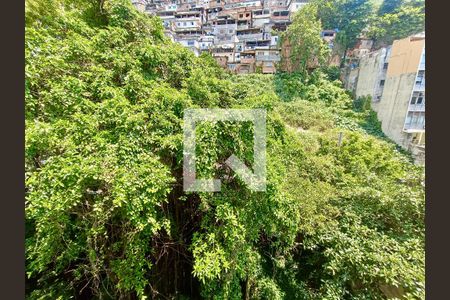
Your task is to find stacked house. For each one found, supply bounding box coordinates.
[132,0,315,73]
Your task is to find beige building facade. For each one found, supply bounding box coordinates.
[354,34,425,164]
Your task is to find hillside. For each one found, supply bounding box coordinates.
[25,0,425,299]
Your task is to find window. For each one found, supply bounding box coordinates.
[187,41,195,46]
[416,70,425,84]
[379,80,385,86]
[419,50,425,69]
[383,62,388,70]
[417,95,424,104]
[418,114,425,126]
[411,91,425,105]
[405,113,412,125]
[405,112,425,129]
[411,113,419,125]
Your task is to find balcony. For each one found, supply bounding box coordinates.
[408,103,425,112]
[414,70,425,91]
[414,82,425,91]
[241,56,255,64]
[236,64,252,74]
[418,51,425,70]
[403,123,425,132]
[419,61,425,70]
[212,48,234,54]
[216,34,235,42]
[236,33,263,41]
[253,13,270,19]
[256,54,281,62]
[237,24,250,30]
[271,11,290,22]
[262,65,276,73]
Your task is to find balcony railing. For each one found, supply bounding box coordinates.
[419,52,425,70]
[236,33,263,41]
[404,123,425,131]
[408,103,425,112]
[419,61,425,70]
[253,14,270,19]
[256,55,280,61]
[216,35,235,42]
[237,24,250,30]
[262,65,276,73]
[240,57,255,64]
[414,82,425,91]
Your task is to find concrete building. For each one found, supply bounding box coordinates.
[353,33,425,163]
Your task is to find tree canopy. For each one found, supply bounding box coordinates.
[282,3,331,73]
[315,0,374,50]
[367,0,425,46]
[377,0,404,15]
[302,0,426,54]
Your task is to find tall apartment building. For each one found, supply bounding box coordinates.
[132,0,328,74]
[353,33,425,163]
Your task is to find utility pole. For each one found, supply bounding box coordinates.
[338,131,343,146]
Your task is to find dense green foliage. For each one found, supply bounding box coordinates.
[307,0,424,55]
[377,0,404,15]
[315,0,374,50]
[26,0,425,299]
[367,0,425,46]
[282,3,330,73]
[284,0,424,74]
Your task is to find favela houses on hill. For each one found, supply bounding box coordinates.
[25,0,425,299]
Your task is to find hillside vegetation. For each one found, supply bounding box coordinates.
[25,0,425,299]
